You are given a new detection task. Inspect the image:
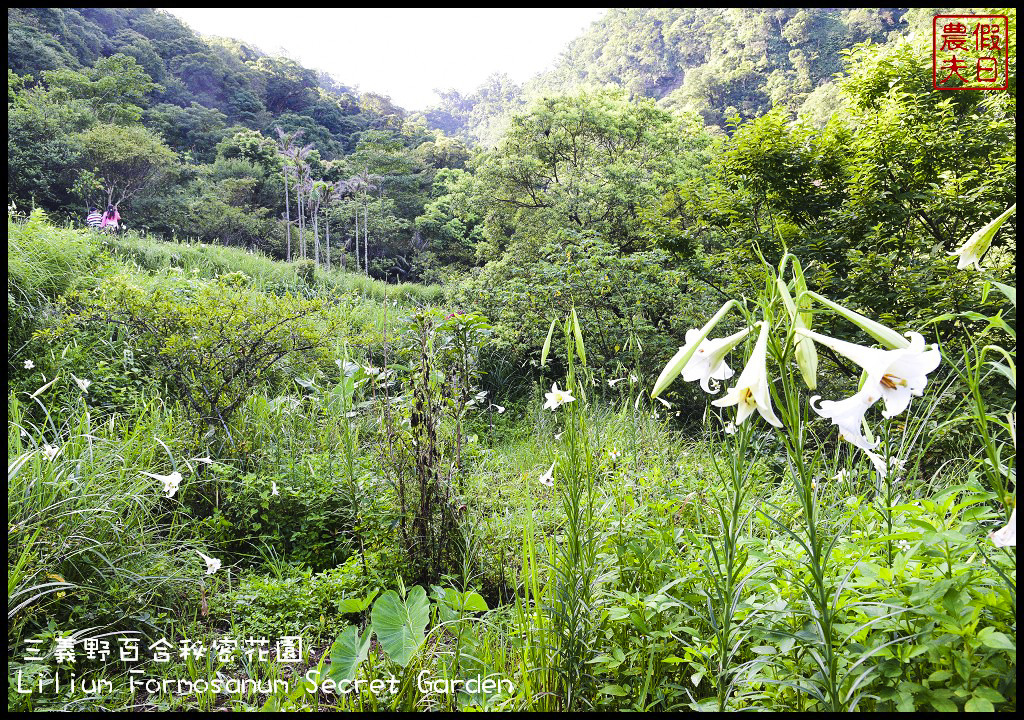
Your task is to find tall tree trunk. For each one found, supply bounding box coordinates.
[325,207,331,271]
[298,185,305,259]
[312,201,320,268]
[363,194,369,277]
[354,202,360,273]
[283,167,291,262]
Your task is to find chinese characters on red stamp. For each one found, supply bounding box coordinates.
[933,15,1009,90]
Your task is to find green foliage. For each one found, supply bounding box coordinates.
[370,585,431,667]
[66,273,328,436]
[74,122,176,209]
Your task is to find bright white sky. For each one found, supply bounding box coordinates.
[164,8,607,111]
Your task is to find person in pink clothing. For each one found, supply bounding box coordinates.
[101,204,121,232]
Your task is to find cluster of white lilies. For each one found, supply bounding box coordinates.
[652,292,939,480]
[649,205,1016,547]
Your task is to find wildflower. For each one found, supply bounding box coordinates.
[608,448,622,462]
[72,375,92,394]
[42,444,61,461]
[990,508,1016,548]
[724,422,736,435]
[539,462,555,487]
[543,382,576,411]
[23,359,35,370]
[196,550,222,575]
[554,431,564,441]
[811,391,879,454]
[680,326,752,394]
[712,323,783,428]
[798,329,941,418]
[897,539,911,553]
[491,404,506,414]
[833,470,849,482]
[363,364,382,377]
[271,481,279,496]
[950,204,1016,270]
[608,377,627,387]
[143,470,183,498]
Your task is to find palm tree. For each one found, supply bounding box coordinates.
[285,142,313,259]
[274,128,304,262]
[347,170,380,276]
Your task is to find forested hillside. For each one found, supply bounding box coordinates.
[426,8,918,143]
[8,7,469,279]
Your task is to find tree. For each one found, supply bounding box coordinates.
[43,53,159,125]
[275,127,304,261]
[74,123,176,210]
[473,89,691,258]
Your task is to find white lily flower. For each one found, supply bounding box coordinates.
[42,443,61,461]
[271,481,279,496]
[950,204,1016,270]
[990,508,1016,547]
[608,377,627,387]
[680,326,752,394]
[72,375,92,394]
[23,359,35,369]
[797,329,941,418]
[543,382,576,411]
[491,404,506,414]
[196,550,222,575]
[143,470,183,498]
[711,323,782,428]
[723,421,737,435]
[810,391,891,477]
[539,462,555,487]
[811,391,878,453]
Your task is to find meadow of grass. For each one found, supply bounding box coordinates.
[7,210,1016,712]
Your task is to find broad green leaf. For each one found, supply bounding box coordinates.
[571,307,586,366]
[540,316,557,367]
[965,697,994,712]
[991,280,1016,308]
[370,586,430,667]
[327,625,371,683]
[337,589,379,614]
[978,628,1014,650]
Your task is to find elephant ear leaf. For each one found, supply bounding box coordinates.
[370,586,430,667]
[327,625,371,683]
